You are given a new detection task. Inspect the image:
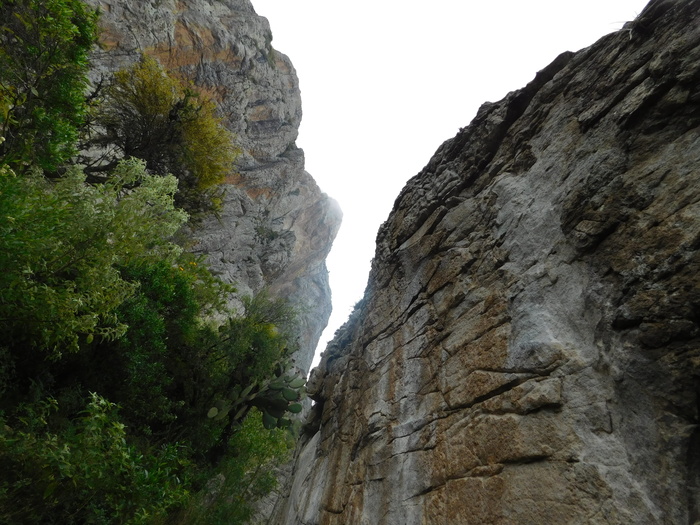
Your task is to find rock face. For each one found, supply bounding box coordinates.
[279,1,700,523]
[85,0,341,371]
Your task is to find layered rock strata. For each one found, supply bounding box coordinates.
[279,1,700,523]
[85,0,341,371]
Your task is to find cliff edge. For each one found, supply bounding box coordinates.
[86,0,341,372]
[280,1,700,523]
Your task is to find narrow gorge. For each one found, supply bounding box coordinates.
[85,0,699,523]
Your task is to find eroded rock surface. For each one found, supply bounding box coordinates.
[85,0,341,370]
[279,1,700,523]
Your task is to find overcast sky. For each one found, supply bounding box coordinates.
[251,0,651,369]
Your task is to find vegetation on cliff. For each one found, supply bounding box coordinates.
[0,1,302,523]
[86,55,240,216]
[0,0,98,171]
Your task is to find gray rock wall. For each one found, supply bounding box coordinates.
[85,0,341,371]
[280,1,700,523]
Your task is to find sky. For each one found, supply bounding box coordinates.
[251,0,651,369]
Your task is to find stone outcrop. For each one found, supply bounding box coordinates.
[85,0,341,371]
[278,1,700,523]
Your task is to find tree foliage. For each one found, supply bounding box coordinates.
[0,159,187,360]
[0,2,300,522]
[0,0,98,171]
[0,394,190,525]
[177,409,292,525]
[91,55,240,215]
[0,157,304,523]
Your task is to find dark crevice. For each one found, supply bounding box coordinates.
[445,376,535,413]
[469,377,532,407]
[501,454,550,466]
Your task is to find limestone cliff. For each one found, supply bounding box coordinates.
[279,1,700,523]
[84,0,341,371]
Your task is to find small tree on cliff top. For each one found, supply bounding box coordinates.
[91,55,240,215]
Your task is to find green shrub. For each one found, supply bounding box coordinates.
[91,55,240,215]
[0,159,299,522]
[0,394,189,524]
[105,259,231,439]
[0,0,98,171]
[218,292,298,385]
[176,409,292,525]
[0,4,300,521]
[0,159,187,361]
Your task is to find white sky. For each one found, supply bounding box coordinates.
[251,0,650,369]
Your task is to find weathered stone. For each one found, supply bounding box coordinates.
[277,1,700,523]
[84,0,341,372]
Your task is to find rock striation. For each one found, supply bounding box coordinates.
[278,1,700,523]
[85,0,341,371]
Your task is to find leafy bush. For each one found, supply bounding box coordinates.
[0,2,301,522]
[0,159,187,361]
[99,259,231,439]
[176,409,292,525]
[91,55,240,215]
[0,0,98,171]
[0,157,300,521]
[101,283,304,463]
[217,291,299,386]
[0,394,189,525]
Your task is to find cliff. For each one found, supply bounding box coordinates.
[85,0,341,372]
[279,1,700,523]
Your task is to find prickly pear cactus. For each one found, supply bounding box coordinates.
[207,361,306,430]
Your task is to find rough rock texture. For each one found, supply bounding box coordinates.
[278,1,700,523]
[84,0,341,371]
